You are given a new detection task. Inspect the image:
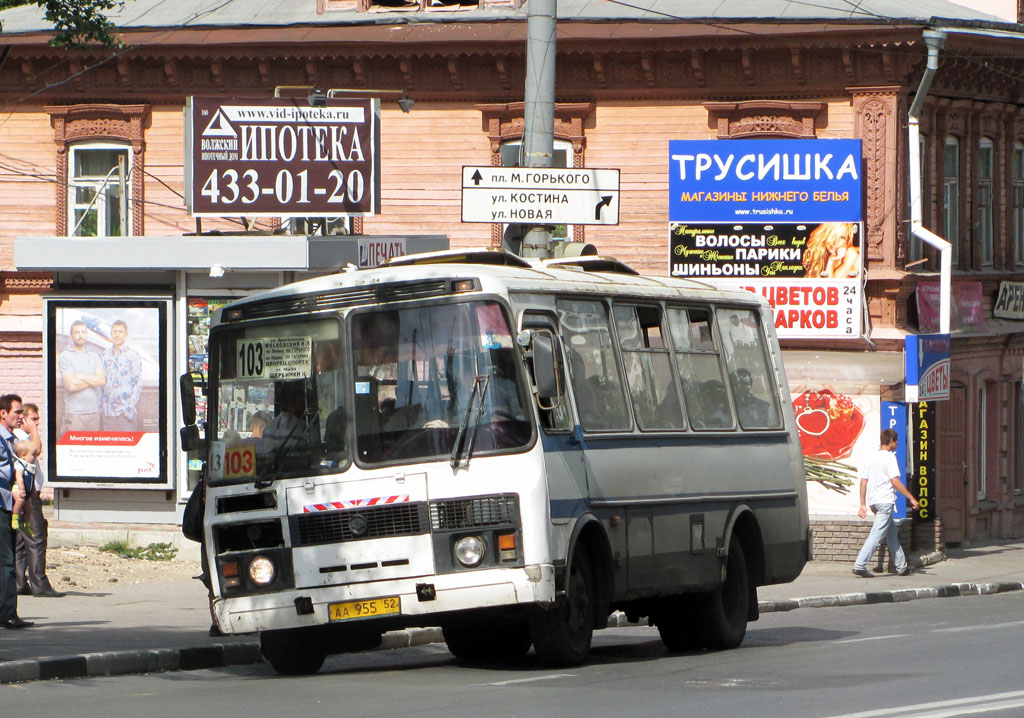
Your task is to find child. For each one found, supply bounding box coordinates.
[11,438,36,537]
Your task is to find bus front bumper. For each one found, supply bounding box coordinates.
[213,563,556,634]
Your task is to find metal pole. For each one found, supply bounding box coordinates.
[520,0,556,259]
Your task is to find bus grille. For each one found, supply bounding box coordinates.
[292,503,427,546]
[430,495,519,531]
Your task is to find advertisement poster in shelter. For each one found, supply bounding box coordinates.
[792,386,879,516]
[46,299,169,487]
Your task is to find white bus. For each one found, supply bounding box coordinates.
[181,249,809,674]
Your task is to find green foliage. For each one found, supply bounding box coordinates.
[0,0,125,49]
[100,538,179,561]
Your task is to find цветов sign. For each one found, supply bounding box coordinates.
[669,222,863,338]
[668,139,862,222]
[185,97,380,217]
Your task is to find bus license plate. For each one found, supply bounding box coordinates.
[328,596,401,622]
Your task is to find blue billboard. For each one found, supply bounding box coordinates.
[669,139,863,222]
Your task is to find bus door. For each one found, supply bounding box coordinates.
[522,314,589,532]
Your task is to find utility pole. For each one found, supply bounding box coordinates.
[519,0,556,259]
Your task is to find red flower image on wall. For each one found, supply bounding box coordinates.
[792,389,865,461]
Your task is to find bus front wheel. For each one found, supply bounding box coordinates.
[695,538,750,650]
[530,549,595,666]
[260,627,328,675]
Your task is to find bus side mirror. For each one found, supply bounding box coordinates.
[180,373,197,426]
[532,334,561,400]
[179,373,204,452]
[180,424,203,452]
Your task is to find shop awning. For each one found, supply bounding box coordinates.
[13,235,448,272]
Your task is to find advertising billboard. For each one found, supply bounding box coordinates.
[669,221,863,338]
[185,97,380,217]
[46,299,170,487]
[667,139,864,340]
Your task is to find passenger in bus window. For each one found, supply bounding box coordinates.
[730,368,776,428]
[699,380,731,428]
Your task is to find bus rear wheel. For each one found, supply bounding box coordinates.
[695,538,750,650]
[260,627,328,675]
[530,549,595,666]
[442,620,532,661]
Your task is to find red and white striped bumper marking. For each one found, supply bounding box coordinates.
[303,494,411,513]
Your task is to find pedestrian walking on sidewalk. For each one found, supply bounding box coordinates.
[0,394,34,628]
[852,428,920,578]
[15,403,63,598]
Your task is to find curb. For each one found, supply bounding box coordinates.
[3,583,1021,684]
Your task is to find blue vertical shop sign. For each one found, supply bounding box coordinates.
[880,401,909,518]
[668,139,863,222]
[905,333,951,402]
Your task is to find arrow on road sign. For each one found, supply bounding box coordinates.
[595,196,612,220]
[471,170,483,186]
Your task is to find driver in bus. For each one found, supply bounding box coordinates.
[263,380,318,453]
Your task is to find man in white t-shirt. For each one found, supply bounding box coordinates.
[852,428,920,577]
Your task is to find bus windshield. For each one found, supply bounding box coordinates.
[207,300,532,485]
[350,301,531,465]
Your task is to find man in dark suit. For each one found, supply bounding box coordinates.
[15,403,64,597]
[0,394,34,628]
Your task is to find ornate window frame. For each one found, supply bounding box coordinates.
[476,102,593,246]
[46,104,149,236]
[703,100,824,139]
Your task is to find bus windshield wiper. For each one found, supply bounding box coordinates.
[254,409,319,489]
[450,375,489,470]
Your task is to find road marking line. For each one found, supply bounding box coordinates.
[931,620,1024,634]
[479,674,576,687]
[818,690,1024,718]
[834,634,907,644]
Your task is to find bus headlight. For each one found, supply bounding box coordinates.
[248,555,276,586]
[454,536,486,567]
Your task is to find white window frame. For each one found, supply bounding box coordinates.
[977,138,994,268]
[68,142,133,237]
[943,136,960,266]
[1013,142,1024,267]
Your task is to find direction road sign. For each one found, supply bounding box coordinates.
[461,166,620,225]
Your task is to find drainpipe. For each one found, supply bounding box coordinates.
[907,29,950,334]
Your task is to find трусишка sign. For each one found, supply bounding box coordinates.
[185,97,380,217]
[461,166,619,225]
[666,139,864,340]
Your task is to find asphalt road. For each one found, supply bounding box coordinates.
[6,592,1022,718]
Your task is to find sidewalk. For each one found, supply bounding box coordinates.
[1,524,1021,684]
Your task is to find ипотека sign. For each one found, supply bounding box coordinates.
[185,97,380,217]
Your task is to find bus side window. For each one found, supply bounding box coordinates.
[717,308,782,429]
[556,299,631,432]
[613,304,685,430]
[666,306,735,430]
